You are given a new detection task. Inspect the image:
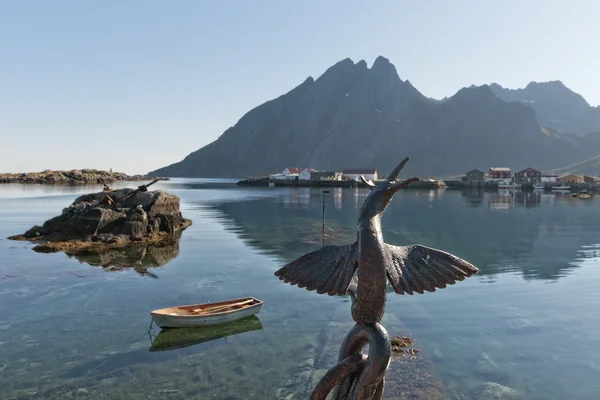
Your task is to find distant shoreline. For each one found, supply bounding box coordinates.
[0,169,163,185]
[236,177,447,189]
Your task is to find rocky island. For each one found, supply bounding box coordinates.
[8,181,192,253]
[0,169,161,184]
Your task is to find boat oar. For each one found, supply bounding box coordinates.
[195,299,254,314]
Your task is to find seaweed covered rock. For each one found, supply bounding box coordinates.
[8,187,192,253]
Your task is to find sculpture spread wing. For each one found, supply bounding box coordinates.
[274,243,359,296]
[385,244,479,295]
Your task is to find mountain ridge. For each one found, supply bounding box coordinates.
[490,81,600,135]
[150,56,600,178]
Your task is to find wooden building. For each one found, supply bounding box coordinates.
[465,169,485,183]
[515,167,541,183]
[488,167,511,180]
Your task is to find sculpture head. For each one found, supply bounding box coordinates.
[358,157,420,219]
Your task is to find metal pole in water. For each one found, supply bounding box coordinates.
[322,190,330,247]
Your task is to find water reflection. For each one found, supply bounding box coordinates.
[210,189,597,282]
[461,189,484,207]
[66,240,181,278]
[149,315,263,352]
[333,187,343,209]
[282,188,311,208]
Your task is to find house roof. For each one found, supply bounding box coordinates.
[284,168,303,174]
[558,174,583,179]
[302,168,320,172]
[343,169,377,174]
[516,167,540,174]
[489,167,511,172]
[466,169,484,175]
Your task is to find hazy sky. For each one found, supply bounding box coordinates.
[1,1,599,174]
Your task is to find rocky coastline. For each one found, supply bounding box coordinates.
[0,169,163,185]
[8,184,191,253]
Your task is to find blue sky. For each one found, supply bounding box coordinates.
[1,0,599,174]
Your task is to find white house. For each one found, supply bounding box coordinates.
[342,169,378,181]
[541,174,559,184]
[298,168,320,180]
[270,168,303,180]
[282,168,303,176]
[310,171,342,181]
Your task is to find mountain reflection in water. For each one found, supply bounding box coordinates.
[208,188,597,282]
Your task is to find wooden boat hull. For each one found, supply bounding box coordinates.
[150,297,263,328]
[149,315,263,352]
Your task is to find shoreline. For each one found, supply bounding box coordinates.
[0,169,165,185]
[237,177,447,189]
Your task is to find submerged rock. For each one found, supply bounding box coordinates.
[471,382,522,400]
[8,187,191,253]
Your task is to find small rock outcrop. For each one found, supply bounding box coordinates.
[8,187,191,253]
[0,169,162,184]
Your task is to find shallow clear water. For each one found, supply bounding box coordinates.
[1,182,599,399]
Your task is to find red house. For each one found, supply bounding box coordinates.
[515,167,541,183]
[488,167,511,180]
[584,175,596,183]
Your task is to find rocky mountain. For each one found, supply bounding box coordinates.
[551,154,600,177]
[150,57,600,178]
[490,81,600,135]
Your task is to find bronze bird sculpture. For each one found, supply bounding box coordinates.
[274,157,479,400]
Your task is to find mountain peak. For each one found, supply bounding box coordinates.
[372,55,392,68]
[525,80,566,89]
[148,56,600,179]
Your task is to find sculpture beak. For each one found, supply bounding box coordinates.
[387,157,410,182]
[391,177,420,191]
[385,157,420,191]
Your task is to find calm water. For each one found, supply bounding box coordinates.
[1,181,599,399]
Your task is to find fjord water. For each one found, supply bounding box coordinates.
[1,181,599,399]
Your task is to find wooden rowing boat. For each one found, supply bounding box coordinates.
[149,315,263,352]
[150,297,263,328]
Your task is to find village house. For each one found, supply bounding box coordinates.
[282,168,303,176]
[342,169,378,181]
[269,167,303,180]
[515,167,541,183]
[583,175,596,183]
[541,174,559,184]
[298,168,320,180]
[558,174,584,184]
[465,169,485,183]
[310,171,342,181]
[488,167,511,180]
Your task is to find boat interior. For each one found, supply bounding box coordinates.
[155,297,262,316]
